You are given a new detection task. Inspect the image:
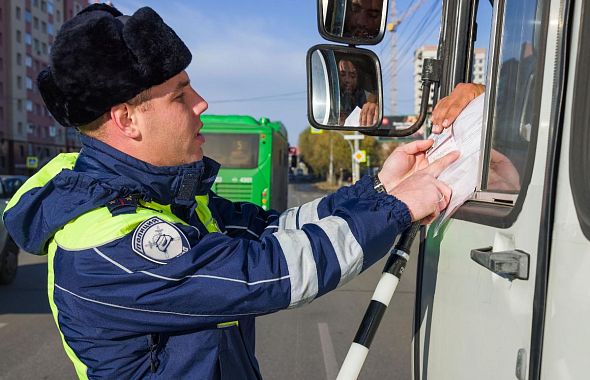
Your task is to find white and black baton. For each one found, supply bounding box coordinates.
[336,221,421,380]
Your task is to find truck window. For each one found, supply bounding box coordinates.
[454,0,546,227]
[482,0,541,194]
[470,0,492,85]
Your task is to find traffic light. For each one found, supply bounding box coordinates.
[288,147,298,168]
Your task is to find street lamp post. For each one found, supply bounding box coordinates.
[352,131,360,183]
[328,132,335,185]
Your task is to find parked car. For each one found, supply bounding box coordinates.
[0,176,25,284]
[1,175,27,198]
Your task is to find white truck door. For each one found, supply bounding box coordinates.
[413,0,569,379]
[540,0,590,378]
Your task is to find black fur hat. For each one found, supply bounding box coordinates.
[38,3,192,128]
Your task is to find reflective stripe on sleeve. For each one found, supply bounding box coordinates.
[296,197,322,226]
[278,207,298,230]
[315,216,363,287]
[278,197,323,230]
[272,229,318,308]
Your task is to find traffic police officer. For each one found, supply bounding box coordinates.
[3,4,456,379]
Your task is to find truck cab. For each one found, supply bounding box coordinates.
[414,0,590,379]
[308,1,590,378]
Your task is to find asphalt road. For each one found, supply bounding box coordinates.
[256,183,417,380]
[0,183,417,380]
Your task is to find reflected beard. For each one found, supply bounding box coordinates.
[354,29,370,38]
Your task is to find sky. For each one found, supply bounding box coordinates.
[111,1,486,145]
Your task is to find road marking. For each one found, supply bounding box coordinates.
[0,323,7,329]
[318,322,339,380]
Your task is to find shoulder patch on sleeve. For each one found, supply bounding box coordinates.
[132,217,191,264]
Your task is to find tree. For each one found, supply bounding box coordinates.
[298,127,383,178]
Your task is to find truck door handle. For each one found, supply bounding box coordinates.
[470,247,530,281]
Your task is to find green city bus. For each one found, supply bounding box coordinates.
[201,115,289,211]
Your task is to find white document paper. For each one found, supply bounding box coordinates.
[344,106,362,127]
[427,93,485,235]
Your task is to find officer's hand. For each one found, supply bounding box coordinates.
[431,83,485,133]
[377,139,435,191]
[360,101,378,126]
[390,151,460,224]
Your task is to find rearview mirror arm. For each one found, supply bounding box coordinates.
[365,58,442,137]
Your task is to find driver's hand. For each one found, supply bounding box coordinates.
[431,83,485,133]
[360,102,378,126]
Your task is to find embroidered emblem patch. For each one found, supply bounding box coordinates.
[132,217,190,264]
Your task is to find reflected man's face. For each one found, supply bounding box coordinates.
[338,60,358,94]
[346,0,382,39]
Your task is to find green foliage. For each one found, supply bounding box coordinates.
[298,127,382,176]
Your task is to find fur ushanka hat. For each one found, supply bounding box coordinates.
[38,3,192,128]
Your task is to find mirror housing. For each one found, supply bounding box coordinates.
[363,57,442,137]
[306,44,383,131]
[318,0,389,45]
[307,44,443,137]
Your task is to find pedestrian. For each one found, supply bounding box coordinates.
[3,4,457,379]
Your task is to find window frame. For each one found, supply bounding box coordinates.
[453,0,550,228]
[570,0,590,241]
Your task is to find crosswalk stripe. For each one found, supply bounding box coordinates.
[318,322,339,380]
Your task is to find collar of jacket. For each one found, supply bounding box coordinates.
[75,135,220,206]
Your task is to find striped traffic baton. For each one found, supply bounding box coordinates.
[336,221,421,380]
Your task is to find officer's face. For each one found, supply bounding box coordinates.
[131,71,208,166]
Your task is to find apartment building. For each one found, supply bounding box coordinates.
[414,45,487,114]
[0,0,88,174]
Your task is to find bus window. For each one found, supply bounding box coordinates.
[203,133,259,169]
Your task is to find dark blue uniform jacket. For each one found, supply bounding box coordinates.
[3,136,411,379]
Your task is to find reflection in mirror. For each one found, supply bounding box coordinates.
[321,0,387,44]
[309,47,381,129]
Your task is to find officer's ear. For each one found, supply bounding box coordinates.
[110,103,141,139]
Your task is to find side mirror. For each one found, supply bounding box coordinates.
[307,45,383,131]
[318,0,389,45]
[310,0,442,137]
